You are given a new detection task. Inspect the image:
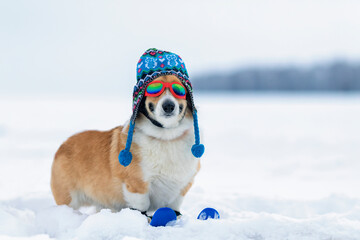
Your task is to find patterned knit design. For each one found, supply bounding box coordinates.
[131,48,196,122]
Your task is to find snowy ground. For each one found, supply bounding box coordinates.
[1,93,360,240]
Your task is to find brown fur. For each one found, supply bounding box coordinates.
[51,125,147,209]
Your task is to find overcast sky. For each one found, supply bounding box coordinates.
[1,0,360,95]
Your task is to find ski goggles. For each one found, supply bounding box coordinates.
[145,80,187,99]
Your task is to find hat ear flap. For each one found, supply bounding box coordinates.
[186,94,193,112]
[138,96,147,116]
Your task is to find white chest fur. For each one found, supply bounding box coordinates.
[133,127,198,211]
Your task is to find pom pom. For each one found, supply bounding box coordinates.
[191,144,205,158]
[118,150,132,167]
[150,207,177,227]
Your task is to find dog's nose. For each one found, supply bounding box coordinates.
[162,100,175,114]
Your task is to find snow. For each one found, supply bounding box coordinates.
[1,93,360,239]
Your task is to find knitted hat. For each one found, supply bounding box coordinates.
[118,48,205,167]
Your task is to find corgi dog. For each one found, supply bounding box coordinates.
[51,74,202,217]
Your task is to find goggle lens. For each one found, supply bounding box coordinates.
[172,83,186,97]
[146,82,163,95]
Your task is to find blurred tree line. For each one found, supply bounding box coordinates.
[192,61,360,91]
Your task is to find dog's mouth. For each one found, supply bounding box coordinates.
[163,112,176,118]
[140,94,188,129]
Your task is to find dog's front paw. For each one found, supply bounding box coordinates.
[174,210,182,220]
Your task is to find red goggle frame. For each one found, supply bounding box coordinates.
[145,80,187,99]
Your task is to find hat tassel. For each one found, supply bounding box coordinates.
[118,121,135,167]
[191,111,205,158]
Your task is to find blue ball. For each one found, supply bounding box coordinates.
[197,208,220,220]
[150,207,177,227]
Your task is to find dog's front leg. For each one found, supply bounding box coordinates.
[122,181,150,213]
[167,181,193,217]
[167,194,184,214]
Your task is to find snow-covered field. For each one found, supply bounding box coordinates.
[1,93,360,240]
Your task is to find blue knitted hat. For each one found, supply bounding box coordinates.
[119,48,205,167]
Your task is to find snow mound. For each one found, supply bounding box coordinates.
[1,193,360,240]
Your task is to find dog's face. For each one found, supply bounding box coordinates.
[137,75,193,140]
[144,75,188,128]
